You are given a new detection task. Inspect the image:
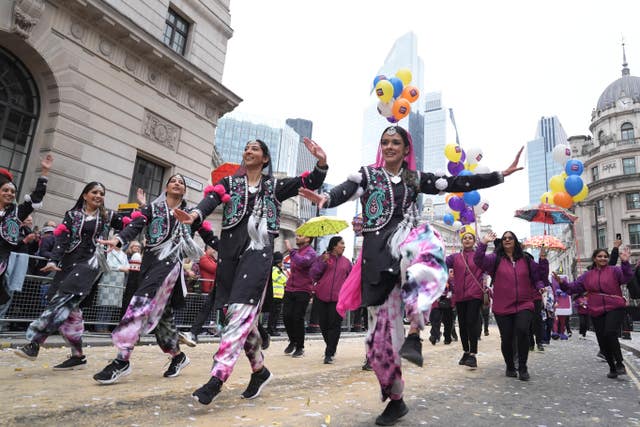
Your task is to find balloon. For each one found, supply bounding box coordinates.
[565,159,584,176]
[395,68,412,85]
[452,220,462,228]
[377,100,393,117]
[572,184,589,202]
[465,147,484,164]
[445,194,454,203]
[448,196,465,212]
[401,85,420,103]
[460,207,476,225]
[392,98,411,120]
[473,199,489,216]
[386,116,398,123]
[549,174,566,193]
[452,210,460,220]
[564,175,584,196]
[458,170,473,176]
[460,149,466,163]
[553,191,573,209]
[372,75,387,89]
[465,162,478,171]
[474,165,490,174]
[552,144,571,166]
[540,191,554,204]
[375,80,394,103]
[447,161,465,176]
[444,143,463,162]
[388,77,404,99]
[443,212,455,225]
[463,190,481,206]
[561,171,568,179]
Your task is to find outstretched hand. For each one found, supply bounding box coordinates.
[620,246,631,263]
[136,188,147,207]
[40,262,61,273]
[97,238,119,252]
[502,147,524,177]
[298,188,328,209]
[40,154,54,175]
[174,209,196,224]
[482,231,497,245]
[302,137,327,167]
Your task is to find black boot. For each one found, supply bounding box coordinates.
[375,398,409,426]
[399,333,423,367]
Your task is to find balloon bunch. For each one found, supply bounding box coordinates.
[540,144,588,209]
[373,68,420,123]
[442,143,490,228]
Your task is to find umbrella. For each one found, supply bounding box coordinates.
[522,235,567,251]
[210,162,240,185]
[514,203,577,225]
[296,216,349,237]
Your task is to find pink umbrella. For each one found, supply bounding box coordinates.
[522,235,567,251]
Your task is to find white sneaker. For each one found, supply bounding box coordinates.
[178,331,197,347]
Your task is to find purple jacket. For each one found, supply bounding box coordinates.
[559,262,633,317]
[474,242,548,316]
[446,249,485,303]
[310,254,352,302]
[285,245,317,294]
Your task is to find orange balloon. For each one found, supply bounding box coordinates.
[392,98,411,120]
[553,191,573,209]
[401,85,420,103]
[445,194,454,203]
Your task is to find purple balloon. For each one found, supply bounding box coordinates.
[460,207,476,225]
[460,149,466,163]
[448,196,465,212]
[447,161,465,176]
[386,116,398,123]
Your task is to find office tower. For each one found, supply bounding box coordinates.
[286,118,316,221]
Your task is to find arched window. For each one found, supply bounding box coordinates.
[621,122,635,142]
[0,47,39,191]
[598,130,605,144]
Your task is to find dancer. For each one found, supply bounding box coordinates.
[555,247,633,378]
[474,231,548,381]
[187,138,327,404]
[300,125,522,426]
[93,174,217,384]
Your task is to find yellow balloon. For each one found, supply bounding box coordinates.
[395,68,412,85]
[540,191,554,204]
[466,162,478,171]
[452,210,460,220]
[561,172,568,179]
[572,184,589,202]
[375,80,394,103]
[549,175,566,193]
[444,143,463,162]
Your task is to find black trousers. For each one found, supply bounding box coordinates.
[282,291,311,349]
[591,309,624,371]
[579,314,589,337]
[495,310,533,371]
[317,300,343,357]
[190,287,217,335]
[529,299,543,346]
[267,298,283,332]
[456,299,482,354]
[481,305,490,334]
[430,307,454,342]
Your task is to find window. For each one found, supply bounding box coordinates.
[621,122,635,141]
[630,224,640,249]
[591,166,599,181]
[128,157,165,204]
[623,157,637,174]
[595,199,605,217]
[627,192,640,210]
[597,227,606,249]
[598,130,605,144]
[163,8,189,55]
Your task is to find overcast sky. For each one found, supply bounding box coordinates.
[219,0,640,251]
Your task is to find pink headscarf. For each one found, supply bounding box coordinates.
[371,125,417,171]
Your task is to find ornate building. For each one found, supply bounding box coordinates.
[0,0,240,225]
[571,46,640,272]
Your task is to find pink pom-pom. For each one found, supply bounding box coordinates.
[221,194,231,203]
[203,185,216,195]
[213,184,226,196]
[53,224,69,237]
[301,171,311,179]
[200,221,212,232]
[130,210,143,219]
[122,216,132,226]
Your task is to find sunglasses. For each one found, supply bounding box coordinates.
[502,236,514,241]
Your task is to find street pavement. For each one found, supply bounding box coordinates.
[1,327,639,426]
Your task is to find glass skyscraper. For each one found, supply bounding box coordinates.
[423,91,449,218]
[526,116,568,237]
[286,118,316,221]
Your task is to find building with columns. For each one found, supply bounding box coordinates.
[570,47,640,271]
[0,0,239,227]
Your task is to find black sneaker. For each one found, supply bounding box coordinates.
[597,351,606,361]
[529,345,535,352]
[399,333,423,367]
[616,362,627,375]
[240,367,273,399]
[458,352,469,365]
[268,330,281,337]
[607,370,618,379]
[284,342,295,355]
[537,344,545,352]
[53,355,87,371]
[178,331,198,347]
[428,335,437,346]
[443,339,452,345]
[193,376,223,405]
[362,359,373,371]
[93,359,131,385]
[518,368,530,381]
[505,368,517,378]
[484,330,489,336]
[375,398,409,426]
[292,348,305,358]
[465,354,477,369]
[324,355,334,364]
[163,352,190,378]
[14,342,40,361]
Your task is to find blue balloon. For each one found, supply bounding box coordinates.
[443,212,455,226]
[565,159,584,176]
[388,77,404,99]
[463,190,481,206]
[458,170,473,176]
[372,75,387,89]
[564,175,584,196]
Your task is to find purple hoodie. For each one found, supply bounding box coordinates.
[446,249,485,303]
[474,242,548,316]
[559,262,633,317]
[285,245,317,293]
[310,254,352,302]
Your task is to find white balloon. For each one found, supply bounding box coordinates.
[474,165,490,174]
[552,144,571,166]
[465,147,484,165]
[473,198,489,216]
[452,220,462,228]
[377,100,393,117]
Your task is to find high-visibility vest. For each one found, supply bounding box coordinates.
[272,266,287,299]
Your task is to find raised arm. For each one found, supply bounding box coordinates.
[474,232,499,274]
[18,154,53,221]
